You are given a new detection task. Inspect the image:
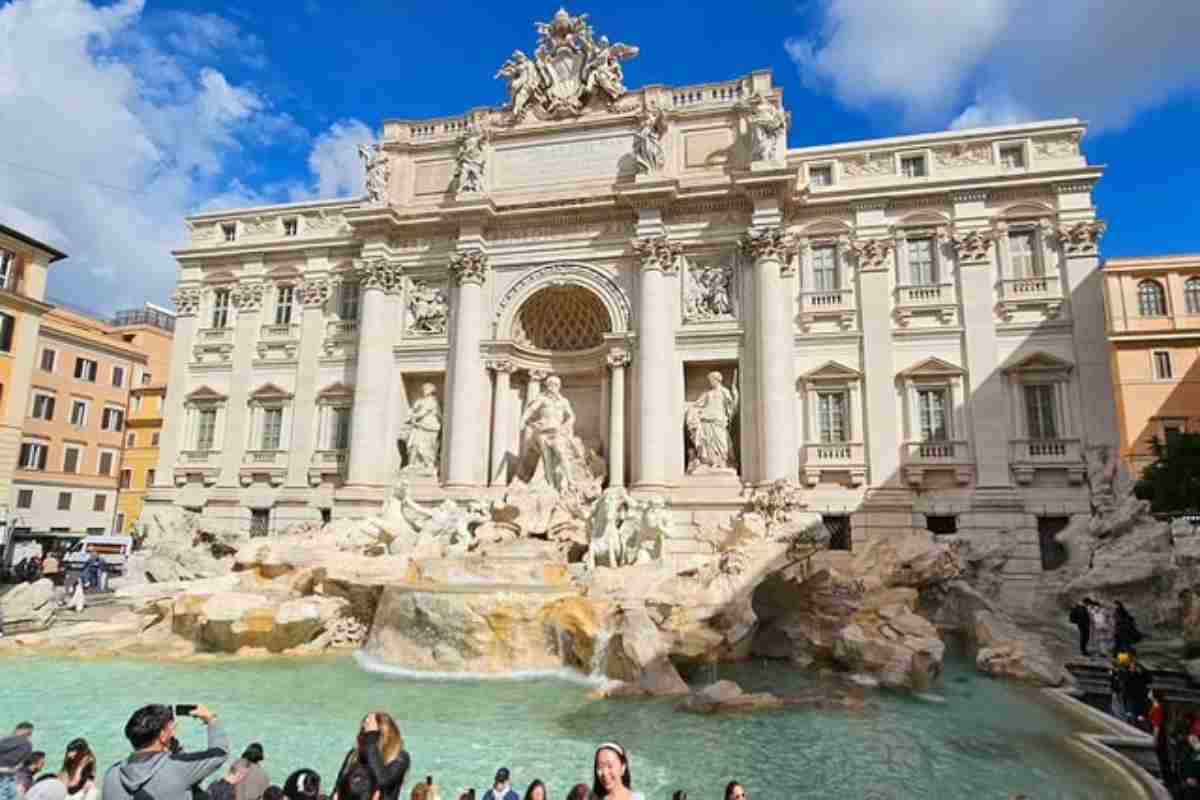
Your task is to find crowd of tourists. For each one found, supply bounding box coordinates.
[0,712,749,800]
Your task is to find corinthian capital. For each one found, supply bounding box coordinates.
[299,278,332,307]
[1053,219,1106,256]
[848,237,895,271]
[230,281,265,311]
[171,287,203,317]
[354,258,401,292]
[631,236,681,273]
[448,249,489,286]
[739,226,793,262]
[948,228,995,264]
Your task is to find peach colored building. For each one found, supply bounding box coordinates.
[1103,254,1200,472]
[10,306,147,539]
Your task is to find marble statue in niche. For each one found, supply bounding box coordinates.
[631,104,667,175]
[686,370,739,473]
[401,383,442,475]
[520,374,594,495]
[406,280,448,335]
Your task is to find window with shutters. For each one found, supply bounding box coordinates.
[63,446,80,474]
[0,312,15,353]
[261,407,283,450]
[101,407,125,432]
[1153,351,1173,380]
[196,409,217,451]
[93,494,107,512]
[917,389,948,442]
[212,289,231,329]
[40,348,56,372]
[1023,384,1058,440]
[97,450,115,476]
[817,391,849,443]
[1185,278,1200,315]
[112,365,125,387]
[120,469,132,489]
[16,489,32,509]
[811,245,839,291]
[1008,230,1042,277]
[275,285,294,325]
[70,399,87,427]
[908,238,937,286]
[19,441,47,470]
[57,492,71,511]
[31,392,56,421]
[74,357,98,382]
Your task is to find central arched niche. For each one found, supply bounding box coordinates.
[512,285,612,352]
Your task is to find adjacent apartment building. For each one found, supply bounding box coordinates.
[113,304,176,533]
[1103,254,1200,472]
[11,306,147,538]
[0,225,62,532]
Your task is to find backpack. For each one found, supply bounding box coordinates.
[1069,605,1086,625]
[336,751,379,800]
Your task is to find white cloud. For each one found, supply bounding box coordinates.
[0,0,303,312]
[298,119,375,201]
[786,0,1200,131]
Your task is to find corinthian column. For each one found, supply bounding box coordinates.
[347,260,399,487]
[486,358,514,486]
[444,249,489,489]
[607,350,630,487]
[631,235,681,489]
[741,227,798,484]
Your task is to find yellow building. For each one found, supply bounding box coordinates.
[111,305,175,533]
[1103,254,1200,472]
[0,224,62,535]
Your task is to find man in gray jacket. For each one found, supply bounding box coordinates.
[103,705,228,800]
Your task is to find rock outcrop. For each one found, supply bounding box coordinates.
[172,591,349,653]
[971,610,1067,686]
[0,579,56,629]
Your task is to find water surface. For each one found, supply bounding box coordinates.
[0,654,1122,799]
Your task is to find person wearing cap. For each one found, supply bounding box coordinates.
[480,770,516,800]
[1110,653,1133,721]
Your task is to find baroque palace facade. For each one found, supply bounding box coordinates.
[151,10,1115,591]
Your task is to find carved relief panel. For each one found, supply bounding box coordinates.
[682,249,739,323]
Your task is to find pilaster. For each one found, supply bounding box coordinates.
[285,261,333,493]
[851,235,900,487]
[346,258,401,489]
[444,247,490,489]
[218,274,265,485]
[607,349,630,487]
[487,358,515,486]
[631,232,680,490]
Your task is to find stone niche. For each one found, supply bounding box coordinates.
[682,360,742,480]
[398,372,446,475]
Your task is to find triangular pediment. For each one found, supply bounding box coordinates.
[316,381,354,401]
[801,360,862,382]
[248,382,293,401]
[898,356,965,378]
[1002,351,1073,374]
[184,385,227,403]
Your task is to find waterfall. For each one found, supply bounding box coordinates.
[588,628,612,680]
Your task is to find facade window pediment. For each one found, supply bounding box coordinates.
[898,356,966,381]
[248,382,294,406]
[897,357,973,486]
[184,385,228,405]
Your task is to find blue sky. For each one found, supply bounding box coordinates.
[1,0,1198,312]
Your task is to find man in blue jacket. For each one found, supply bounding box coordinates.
[0,723,34,800]
[481,768,518,800]
[103,705,228,800]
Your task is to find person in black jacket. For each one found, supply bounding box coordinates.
[1113,601,1142,656]
[332,713,409,800]
[1069,599,1092,656]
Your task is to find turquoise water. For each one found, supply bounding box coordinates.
[0,654,1122,799]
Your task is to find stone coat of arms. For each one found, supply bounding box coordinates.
[495,9,639,121]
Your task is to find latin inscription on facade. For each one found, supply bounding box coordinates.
[493,134,634,189]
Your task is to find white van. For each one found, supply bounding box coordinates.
[62,534,134,575]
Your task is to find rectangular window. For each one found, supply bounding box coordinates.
[908,238,937,286]
[114,513,125,534]
[63,446,80,474]
[1024,384,1058,440]
[250,508,270,537]
[98,450,114,476]
[112,365,125,387]
[332,407,352,450]
[127,432,136,447]
[1008,230,1041,278]
[1000,145,1025,169]
[40,348,56,372]
[19,442,47,470]
[917,389,948,442]
[57,491,71,511]
[212,289,231,329]
[147,468,156,486]
[809,165,833,186]
[283,218,298,237]
[70,399,87,427]
[74,357,98,382]
[221,223,236,242]
[0,312,15,353]
[1154,351,1173,380]
[340,282,359,321]
[31,393,56,421]
[275,285,294,325]
[196,408,217,451]
[261,407,283,450]
[119,469,132,489]
[151,432,161,446]
[811,245,839,292]
[93,494,107,512]
[901,155,927,178]
[16,489,32,509]
[817,391,848,443]
[101,407,125,431]
[0,249,13,289]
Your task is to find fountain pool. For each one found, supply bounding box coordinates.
[0,654,1124,799]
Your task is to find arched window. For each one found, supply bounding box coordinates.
[1138,280,1167,317]
[1185,277,1200,315]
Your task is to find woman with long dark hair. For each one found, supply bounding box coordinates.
[282,769,321,800]
[521,781,545,800]
[723,782,746,800]
[333,712,411,800]
[590,743,641,800]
